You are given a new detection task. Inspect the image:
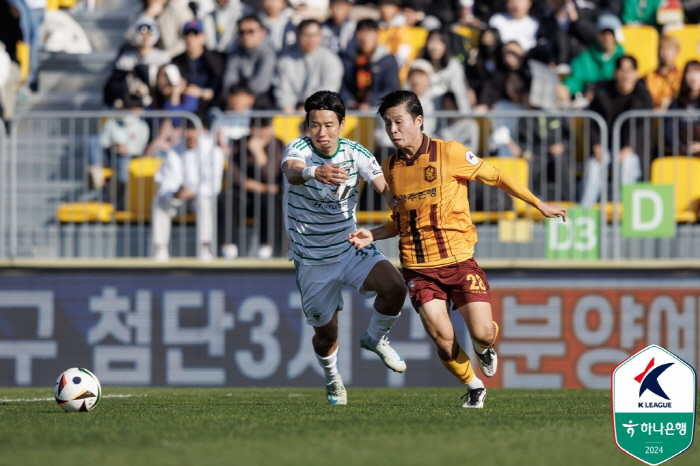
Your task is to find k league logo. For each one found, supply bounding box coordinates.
[612,345,696,465]
[636,358,674,407]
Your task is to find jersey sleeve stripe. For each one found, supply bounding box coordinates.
[408,209,425,264]
[430,204,449,259]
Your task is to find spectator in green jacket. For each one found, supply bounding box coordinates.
[622,0,662,25]
[557,14,625,102]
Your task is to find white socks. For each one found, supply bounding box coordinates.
[316,347,340,383]
[472,340,488,355]
[466,375,485,390]
[367,310,401,343]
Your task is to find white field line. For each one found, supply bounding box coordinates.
[0,394,144,403]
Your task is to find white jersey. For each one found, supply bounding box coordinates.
[281,136,383,265]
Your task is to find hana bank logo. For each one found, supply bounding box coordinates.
[635,358,674,408]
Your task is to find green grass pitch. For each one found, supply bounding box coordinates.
[1,387,698,466]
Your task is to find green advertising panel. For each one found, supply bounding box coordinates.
[622,184,675,238]
[546,207,599,259]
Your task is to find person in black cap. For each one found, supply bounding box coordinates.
[172,19,226,116]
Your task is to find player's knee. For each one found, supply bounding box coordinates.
[379,275,407,302]
[472,324,494,347]
[312,334,336,354]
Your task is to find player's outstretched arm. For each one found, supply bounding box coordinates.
[536,201,567,222]
[370,176,396,214]
[348,226,396,249]
[282,160,350,186]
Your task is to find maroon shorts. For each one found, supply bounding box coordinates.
[402,258,491,311]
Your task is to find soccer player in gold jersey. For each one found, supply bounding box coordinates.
[349,90,567,408]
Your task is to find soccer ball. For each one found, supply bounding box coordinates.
[54,368,102,412]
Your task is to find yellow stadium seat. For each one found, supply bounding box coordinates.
[115,157,162,222]
[16,41,29,83]
[665,25,700,71]
[651,156,700,222]
[471,157,528,223]
[273,115,305,145]
[57,202,114,223]
[341,116,377,152]
[46,0,59,10]
[621,25,659,77]
[58,0,77,7]
[451,25,481,46]
[356,210,392,224]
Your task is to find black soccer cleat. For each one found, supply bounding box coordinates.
[461,387,486,409]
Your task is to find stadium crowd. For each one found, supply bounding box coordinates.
[2,0,700,259]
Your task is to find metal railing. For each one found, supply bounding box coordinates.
[0,118,7,258]
[612,109,700,260]
[210,109,606,261]
[4,110,203,259]
[6,108,699,261]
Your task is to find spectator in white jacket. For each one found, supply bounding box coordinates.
[153,121,224,261]
[273,19,343,112]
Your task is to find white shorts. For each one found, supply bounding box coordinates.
[294,243,388,327]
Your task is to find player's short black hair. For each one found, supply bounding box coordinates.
[377,90,424,131]
[615,55,638,70]
[304,90,346,124]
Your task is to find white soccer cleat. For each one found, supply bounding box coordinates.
[326,376,347,406]
[474,347,498,378]
[360,332,407,373]
[461,387,486,409]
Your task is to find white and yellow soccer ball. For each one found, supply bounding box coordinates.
[54,368,102,412]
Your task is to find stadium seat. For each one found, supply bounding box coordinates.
[115,157,162,222]
[272,115,305,145]
[665,25,700,71]
[471,157,528,223]
[16,41,29,83]
[621,26,658,77]
[356,210,392,224]
[57,201,114,223]
[651,156,700,222]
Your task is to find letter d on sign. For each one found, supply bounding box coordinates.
[622,184,675,238]
[632,189,662,231]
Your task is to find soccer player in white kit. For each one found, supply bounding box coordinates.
[281,91,407,405]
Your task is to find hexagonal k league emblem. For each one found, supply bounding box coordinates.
[612,345,696,465]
